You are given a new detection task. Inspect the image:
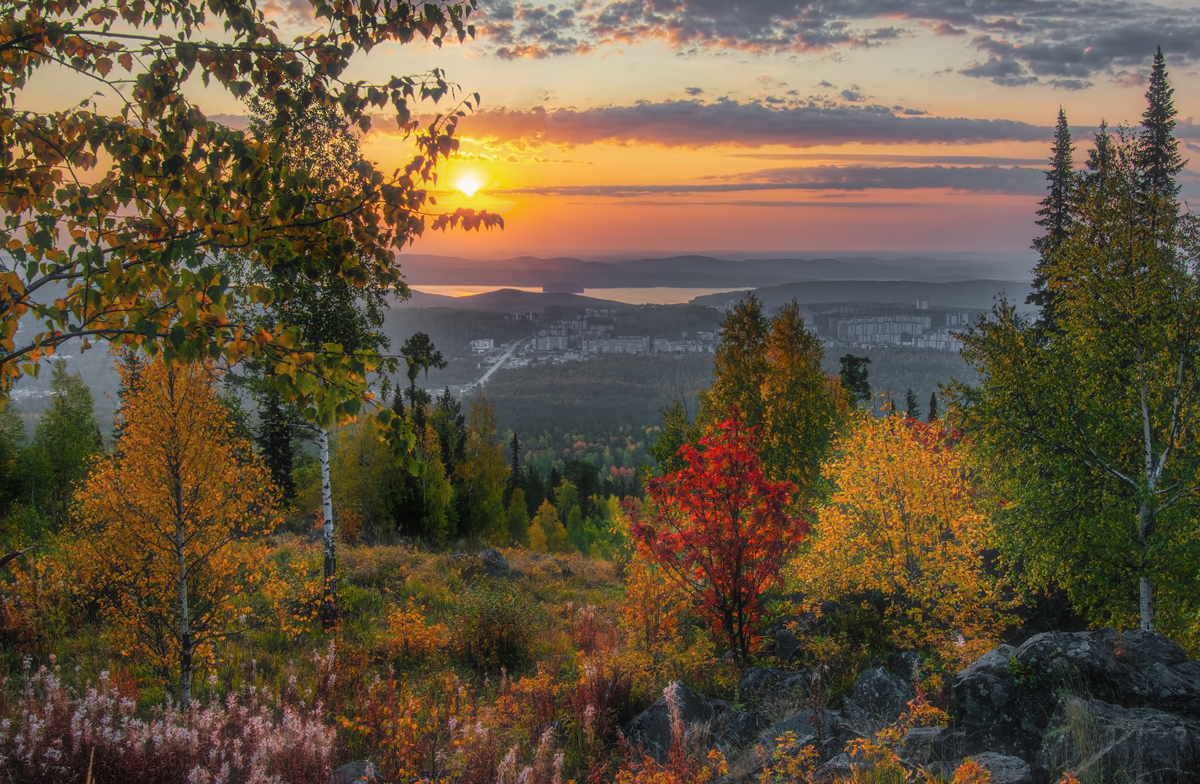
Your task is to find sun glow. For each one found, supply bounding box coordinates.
[452,172,485,199]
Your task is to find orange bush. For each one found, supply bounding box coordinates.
[384,599,445,665]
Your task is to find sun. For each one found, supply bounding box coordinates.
[452,172,485,199]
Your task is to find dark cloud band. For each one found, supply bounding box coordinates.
[461,100,1051,148]
[489,164,1044,197]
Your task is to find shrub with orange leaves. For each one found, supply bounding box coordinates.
[339,671,498,783]
[262,539,324,640]
[952,758,995,783]
[618,553,716,694]
[756,731,819,784]
[796,413,1015,669]
[384,598,446,665]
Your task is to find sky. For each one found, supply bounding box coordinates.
[34,0,1200,259]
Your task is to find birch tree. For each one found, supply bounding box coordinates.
[961,136,1200,634]
[75,357,279,706]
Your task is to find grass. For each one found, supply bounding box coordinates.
[0,535,657,782]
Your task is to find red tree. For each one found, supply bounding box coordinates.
[631,418,807,661]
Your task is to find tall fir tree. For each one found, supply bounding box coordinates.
[505,431,522,505]
[927,391,939,422]
[1028,107,1075,332]
[1085,120,1117,184]
[838,355,871,408]
[1137,47,1185,200]
[904,388,921,420]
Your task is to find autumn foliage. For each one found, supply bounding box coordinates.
[73,357,280,704]
[798,414,1014,668]
[631,418,806,661]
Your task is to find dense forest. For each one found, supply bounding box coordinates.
[1,1,1197,781]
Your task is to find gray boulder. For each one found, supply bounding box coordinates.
[333,761,376,783]
[971,752,1033,784]
[1037,696,1200,784]
[774,628,801,662]
[737,666,810,705]
[712,707,766,754]
[953,643,1058,760]
[478,548,510,577]
[842,667,914,728]
[889,652,923,683]
[811,752,854,784]
[954,628,1200,774]
[1012,628,1200,717]
[624,681,717,762]
[897,726,965,769]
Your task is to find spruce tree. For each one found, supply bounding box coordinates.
[904,388,921,420]
[1137,47,1185,200]
[839,354,871,407]
[1085,120,1116,184]
[927,391,939,422]
[1029,107,1075,332]
[505,431,522,505]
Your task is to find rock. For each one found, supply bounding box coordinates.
[954,628,1200,767]
[1037,696,1200,784]
[712,708,765,752]
[478,548,510,577]
[1014,628,1200,717]
[889,652,923,682]
[774,628,801,662]
[811,752,854,784]
[970,752,1033,784]
[624,681,717,762]
[842,667,913,726]
[737,666,809,705]
[758,707,844,768]
[953,643,1058,761]
[333,761,377,783]
[761,707,840,748]
[897,726,958,767]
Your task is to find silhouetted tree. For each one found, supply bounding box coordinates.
[1137,47,1185,200]
[839,355,871,407]
[904,388,921,420]
[1029,107,1075,333]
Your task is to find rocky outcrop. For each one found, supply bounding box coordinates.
[737,666,811,705]
[623,681,721,762]
[332,761,376,783]
[634,628,1200,783]
[841,667,912,728]
[951,627,1200,783]
[1036,696,1200,783]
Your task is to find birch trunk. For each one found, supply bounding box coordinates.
[1139,503,1154,631]
[319,426,337,630]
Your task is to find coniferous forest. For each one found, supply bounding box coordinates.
[2,2,1200,782]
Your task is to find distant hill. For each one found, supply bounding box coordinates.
[396,288,636,314]
[691,279,1033,312]
[395,253,1034,290]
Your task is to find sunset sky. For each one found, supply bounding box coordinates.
[37,0,1200,259]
